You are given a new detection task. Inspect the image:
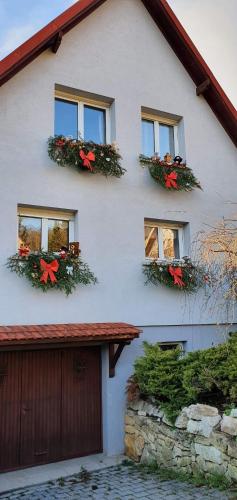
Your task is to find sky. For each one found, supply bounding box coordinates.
[0,0,77,59]
[0,0,236,107]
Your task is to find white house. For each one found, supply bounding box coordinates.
[0,0,236,473]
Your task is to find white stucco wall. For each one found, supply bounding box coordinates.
[0,0,237,458]
[0,0,236,329]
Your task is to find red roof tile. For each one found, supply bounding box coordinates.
[0,0,236,145]
[0,322,140,346]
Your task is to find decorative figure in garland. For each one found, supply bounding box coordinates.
[48,136,126,178]
[143,257,204,293]
[19,244,30,257]
[139,152,202,191]
[7,243,97,296]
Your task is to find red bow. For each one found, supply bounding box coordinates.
[55,139,65,147]
[168,266,185,287]
[40,259,59,284]
[19,246,30,257]
[79,150,95,171]
[164,171,178,188]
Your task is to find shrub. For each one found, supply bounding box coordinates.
[133,336,237,420]
[134,342,192,420]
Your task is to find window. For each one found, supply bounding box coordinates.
[141,113,178,159]
[55,92,110,143]
[158,342,185,353]
[144,220,184,260]
[18,206,75,252]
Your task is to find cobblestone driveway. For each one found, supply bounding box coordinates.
[0,465,230,500]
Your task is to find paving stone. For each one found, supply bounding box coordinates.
[0,465,230,500]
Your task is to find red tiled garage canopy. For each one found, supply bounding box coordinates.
[0,322,140,347]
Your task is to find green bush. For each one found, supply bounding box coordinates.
[134,336,237,421]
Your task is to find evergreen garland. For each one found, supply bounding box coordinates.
[7,251,97,296]
[139,154,201,191]
[143,259,204,292]
[48,136,126,178]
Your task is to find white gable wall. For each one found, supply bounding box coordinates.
[0,0,236,328]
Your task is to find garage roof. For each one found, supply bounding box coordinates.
[0,322,140,346]
[0,0,236,146]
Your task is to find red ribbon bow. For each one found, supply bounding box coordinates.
[55,139,65,147]
[168,266,185,287]
[79,150,95,171]
[164,171,178,189]
[40,259,59,284]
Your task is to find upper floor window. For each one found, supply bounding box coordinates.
[141,112,178,159]
[55,91,110,143]
[18,206,75,252]
[144,219,184,261]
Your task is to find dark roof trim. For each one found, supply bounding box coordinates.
[0,0,107,87]
[141,0,237,146]
[0,0,236,146]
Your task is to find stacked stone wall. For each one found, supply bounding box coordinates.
[125,401,237,483]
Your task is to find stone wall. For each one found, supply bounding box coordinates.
[125,400,237,483]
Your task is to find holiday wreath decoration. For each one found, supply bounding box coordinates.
[139,153,201,191]
[7,246,97,296]
[143,258,204,292]
[48,136,126,177]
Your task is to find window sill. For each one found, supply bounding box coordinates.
[143,258,186,265]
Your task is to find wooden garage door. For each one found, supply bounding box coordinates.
[0,347,102,472]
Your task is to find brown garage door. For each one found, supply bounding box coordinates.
[0,347,102,472]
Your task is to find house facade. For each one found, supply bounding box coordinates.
[0,0,236,472]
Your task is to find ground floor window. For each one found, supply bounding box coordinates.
[144,219,185,261]
[17,205,75,252]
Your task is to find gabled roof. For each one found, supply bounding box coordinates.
[0,0,236,146]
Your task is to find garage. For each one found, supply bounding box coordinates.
[0,347,102,472]
[0,322,139,472]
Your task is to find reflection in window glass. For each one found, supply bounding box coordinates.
[159,343,182,352]
[55,99,78,139]
[159,124,175,159]
[18,216,41,252]
[162,228,180,259]
[144,225,159,258]
[84,106,106,144]
[48,220,69,252]
[142,120,155,156]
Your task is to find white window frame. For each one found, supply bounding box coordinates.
[144,220,184,262]
[55,90,111,143]
[142,112,179,156]
[17,206,75,252]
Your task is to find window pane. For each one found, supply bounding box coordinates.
[159,124,175,159]
[159,343,181,351]
[18,216,41,252]
[144,225,159,258]
[142,120,155,156]
[84,105,106,144]
[162,228,180,259]
[55,99,78,139]
[48,220,69,252]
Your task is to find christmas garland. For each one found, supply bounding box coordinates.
[7,250,97,296]
[143,259,203,292]
[48,136,126,178]
[139,154,201,191]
